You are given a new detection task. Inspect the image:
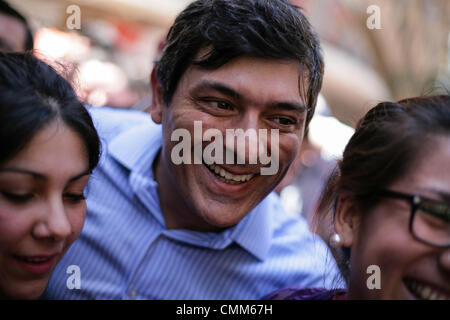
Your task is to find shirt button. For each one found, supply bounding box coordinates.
[128,289,137,299]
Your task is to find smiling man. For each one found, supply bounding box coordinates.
[153,56,306,232]
[44,0,341,299]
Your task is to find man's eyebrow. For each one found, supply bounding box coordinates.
[0,168,91,182]
[193,81,244,101]
[271,102,308,113]
[193,81,307,112]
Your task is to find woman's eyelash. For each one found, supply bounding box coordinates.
[1,192,33,203]
[1,192,87,204]
[64,193,86,202]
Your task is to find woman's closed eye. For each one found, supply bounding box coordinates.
[0,192,34,204]
[63,192,86,204]
[63,174,90,204]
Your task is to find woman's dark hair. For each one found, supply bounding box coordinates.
[0,0,34,51]
[0,52,100,172]
[315,95,450,283]
[156,0,323,128]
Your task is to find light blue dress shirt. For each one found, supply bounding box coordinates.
[43,107,341,300]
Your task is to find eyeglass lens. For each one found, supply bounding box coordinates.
[412,199,450,246]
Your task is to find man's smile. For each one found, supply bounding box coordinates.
[205,162,257,184]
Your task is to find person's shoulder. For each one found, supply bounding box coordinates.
[86,106,157,142]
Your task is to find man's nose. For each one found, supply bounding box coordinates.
[229,112,261,165]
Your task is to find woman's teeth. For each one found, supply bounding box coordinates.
[206,163,255,184]
[405,278,450,300]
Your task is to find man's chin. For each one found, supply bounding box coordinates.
[194,203,251,231]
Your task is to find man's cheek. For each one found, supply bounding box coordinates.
[278,140,301,174]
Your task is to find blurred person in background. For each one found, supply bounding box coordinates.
[276,96,337,224]
[44,0,341,300]
[276,131,336,222]
[0,52,100,299]
[0,0,33,52]
[264,95,450,300]
[77,59,139,109]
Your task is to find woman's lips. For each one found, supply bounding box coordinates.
[14,253,59,276]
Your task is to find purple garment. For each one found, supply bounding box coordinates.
[262,287,347,300]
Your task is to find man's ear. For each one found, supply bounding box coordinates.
[149,67,164,124]
[334,195,361,248]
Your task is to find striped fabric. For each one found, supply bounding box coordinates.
[43,107,341,300]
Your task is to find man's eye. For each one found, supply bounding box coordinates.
[272,117,296,126]
[213,100,234,110]
[1,192,33,203]
[201,99,234,111]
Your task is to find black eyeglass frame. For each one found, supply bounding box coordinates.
[375,189,450,249]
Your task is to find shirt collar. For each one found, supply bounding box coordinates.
[228,196,274,261]
[108,123,162,175]
[108,122,274,261]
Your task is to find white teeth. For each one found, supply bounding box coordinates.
[206,164,255,183]
[422,287,431,299]
[224,171,233,180]
[405,279,450,300]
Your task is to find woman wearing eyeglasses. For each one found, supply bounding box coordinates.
[264,95,450,300]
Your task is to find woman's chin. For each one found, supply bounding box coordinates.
[1,280,48,300]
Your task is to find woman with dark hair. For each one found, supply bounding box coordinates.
[264,95,450,300]
[0,52,100,299]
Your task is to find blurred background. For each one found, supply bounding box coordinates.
[3,0,449,222]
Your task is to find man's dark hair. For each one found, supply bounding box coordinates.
[156,0,324,127]
[0,0,34,51]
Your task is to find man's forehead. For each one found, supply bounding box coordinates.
[192,46,302,69]
[183,54,308,103]
[190,47,307,80]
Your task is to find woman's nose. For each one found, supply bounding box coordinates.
[32,197,71,241]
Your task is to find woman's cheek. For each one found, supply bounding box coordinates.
[65,203,87,246]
